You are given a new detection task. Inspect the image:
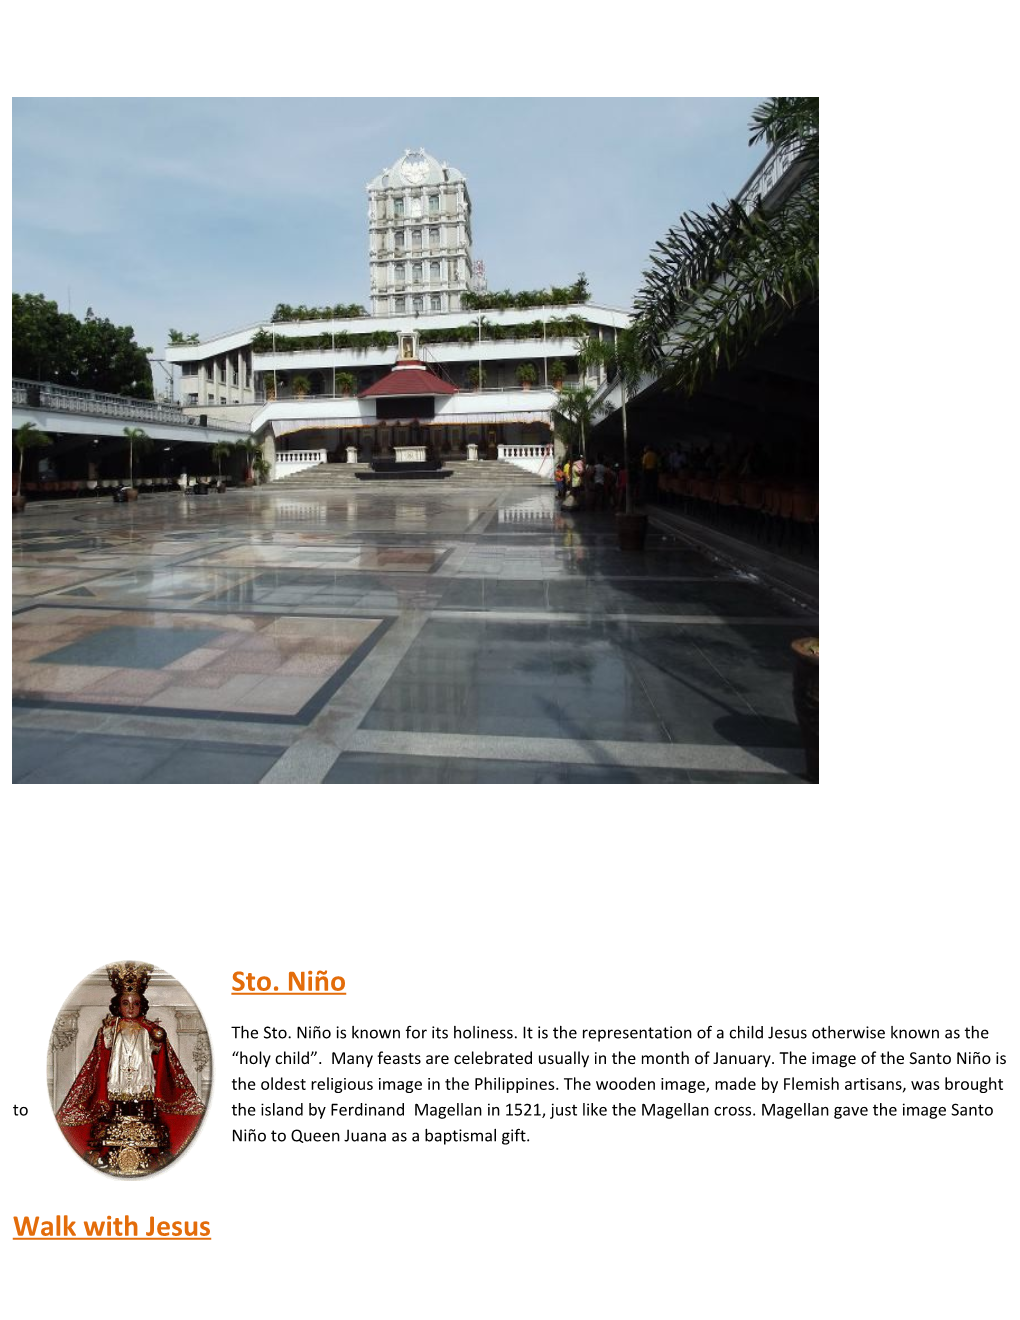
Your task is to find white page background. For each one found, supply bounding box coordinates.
[6,8,1017,1317]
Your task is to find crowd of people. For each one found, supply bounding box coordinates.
[554,441,776,511]
[554,453,629,511]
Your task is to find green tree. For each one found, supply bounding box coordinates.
[554,384,600,465]
[577,327,646,512]
[12,294,155,399]
[12,294,74,382]
[78,310,154,398]
[122,427,153,487]
[235,436,262,484]
[210,441,234,481]
[633,96,818,395]
[13,421,52,498]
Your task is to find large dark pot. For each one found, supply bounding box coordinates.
[616,512,648,551]
[13,493,27,515]
[791,638,819,783]
[124,486,139,502]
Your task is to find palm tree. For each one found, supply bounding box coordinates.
[13,421,52,499]
[210,441,233,483]
[553,383,600,466]
[235,436,262,485]
[122,426,153,487]
[633,96,818,395]
[577,326,646,513]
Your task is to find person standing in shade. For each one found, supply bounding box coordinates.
[641,446,660,504]
[570,454,585,509]
[592,456,608,511]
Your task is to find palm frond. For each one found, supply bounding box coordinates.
[14,420,53,451]
[633,96,819,396]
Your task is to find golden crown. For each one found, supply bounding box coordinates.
[106,961,153,997]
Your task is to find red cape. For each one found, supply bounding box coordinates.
[56,1017,205,1159]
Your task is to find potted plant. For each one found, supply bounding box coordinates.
[335,371,357,398]
[515,362,538,391]
[790,638,819,782]
[577,329,647,549]
[263,373,277,402]
[291,375,311,400]
[253,454,271,485]
[549,359,567,389]
[122,427,153,500]
[13,421,52,514]
[468,365,486,389]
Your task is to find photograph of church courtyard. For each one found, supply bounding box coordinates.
[12,98,818,784]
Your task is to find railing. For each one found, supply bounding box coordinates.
[12,379,245,429]
[253,335,583,359]
[254,384,566,401]
[498,444,551,460]
[497,443,555,477]
[180,414,253,432]
[273,449,327,477]
[736,136,810,211]
[456,385,561,395]
[167,319,264,346]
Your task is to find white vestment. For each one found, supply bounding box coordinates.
[104,1021,155,1098]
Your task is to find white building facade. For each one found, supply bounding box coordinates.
[368,148,474,317]
[163,146,631,470]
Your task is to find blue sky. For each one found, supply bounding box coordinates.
[13,98,767,367]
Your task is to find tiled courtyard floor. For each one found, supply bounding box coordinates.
[12,486,817,783]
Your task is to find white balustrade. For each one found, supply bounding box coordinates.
[11,379,249,429]
[273,448,327,478]
[497,443,555,477]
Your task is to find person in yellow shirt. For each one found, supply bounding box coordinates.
[641,447,660,503]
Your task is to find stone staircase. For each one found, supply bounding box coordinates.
[272,460,551,490]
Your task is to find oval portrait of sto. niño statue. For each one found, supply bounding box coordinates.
[50,961,209,1177]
